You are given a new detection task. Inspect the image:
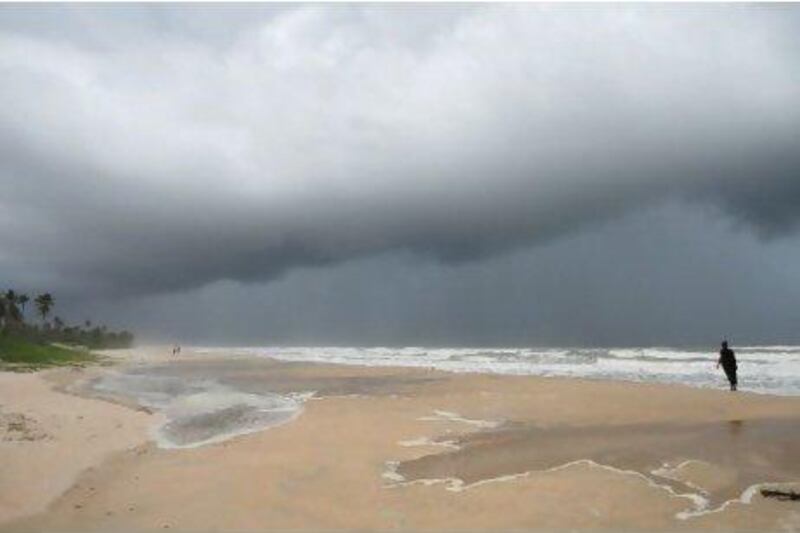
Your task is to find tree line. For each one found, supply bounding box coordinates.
[0,289,134,349]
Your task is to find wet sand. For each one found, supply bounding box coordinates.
[3,347,800,531]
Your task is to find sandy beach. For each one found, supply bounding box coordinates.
[3,347,800,531]
[5,2,800,530]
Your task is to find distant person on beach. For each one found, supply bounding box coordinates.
[717,340,738,391]
[172,344,181,356]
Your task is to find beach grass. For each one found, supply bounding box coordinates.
[0,334,97,372]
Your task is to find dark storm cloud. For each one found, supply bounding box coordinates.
[70,203,800,347]
[2,4,800,296]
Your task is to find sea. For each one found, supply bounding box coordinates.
[200,345,800,397]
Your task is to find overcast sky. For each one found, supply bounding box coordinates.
[1,4,799,347]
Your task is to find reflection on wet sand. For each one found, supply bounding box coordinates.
[396,416,800,510]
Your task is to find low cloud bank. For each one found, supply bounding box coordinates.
[1,5,799,294]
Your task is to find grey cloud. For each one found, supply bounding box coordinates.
[66,203,800,347]
[1,4,800,297]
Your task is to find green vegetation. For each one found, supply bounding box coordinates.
[0,334,96,371]
[0,289,134,371]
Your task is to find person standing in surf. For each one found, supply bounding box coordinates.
[717,340,738,391]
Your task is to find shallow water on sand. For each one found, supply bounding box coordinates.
[87,367,308,449]
[394,417,800,515]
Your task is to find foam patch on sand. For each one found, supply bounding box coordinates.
[417,410,502,429]
[398,437,460,450]
[651,460,712,494]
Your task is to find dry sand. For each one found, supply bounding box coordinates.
[3,346,800,531]
[0,367,153,524]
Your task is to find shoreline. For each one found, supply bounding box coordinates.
[3,347,800,530]
[102,344,797,400]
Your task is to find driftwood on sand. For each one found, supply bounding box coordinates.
[761,489,800,501]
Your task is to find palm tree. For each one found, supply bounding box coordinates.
[34,293,54,324]
[17,294,29,319]
[0,293,7,329]
[1,290,22,326]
